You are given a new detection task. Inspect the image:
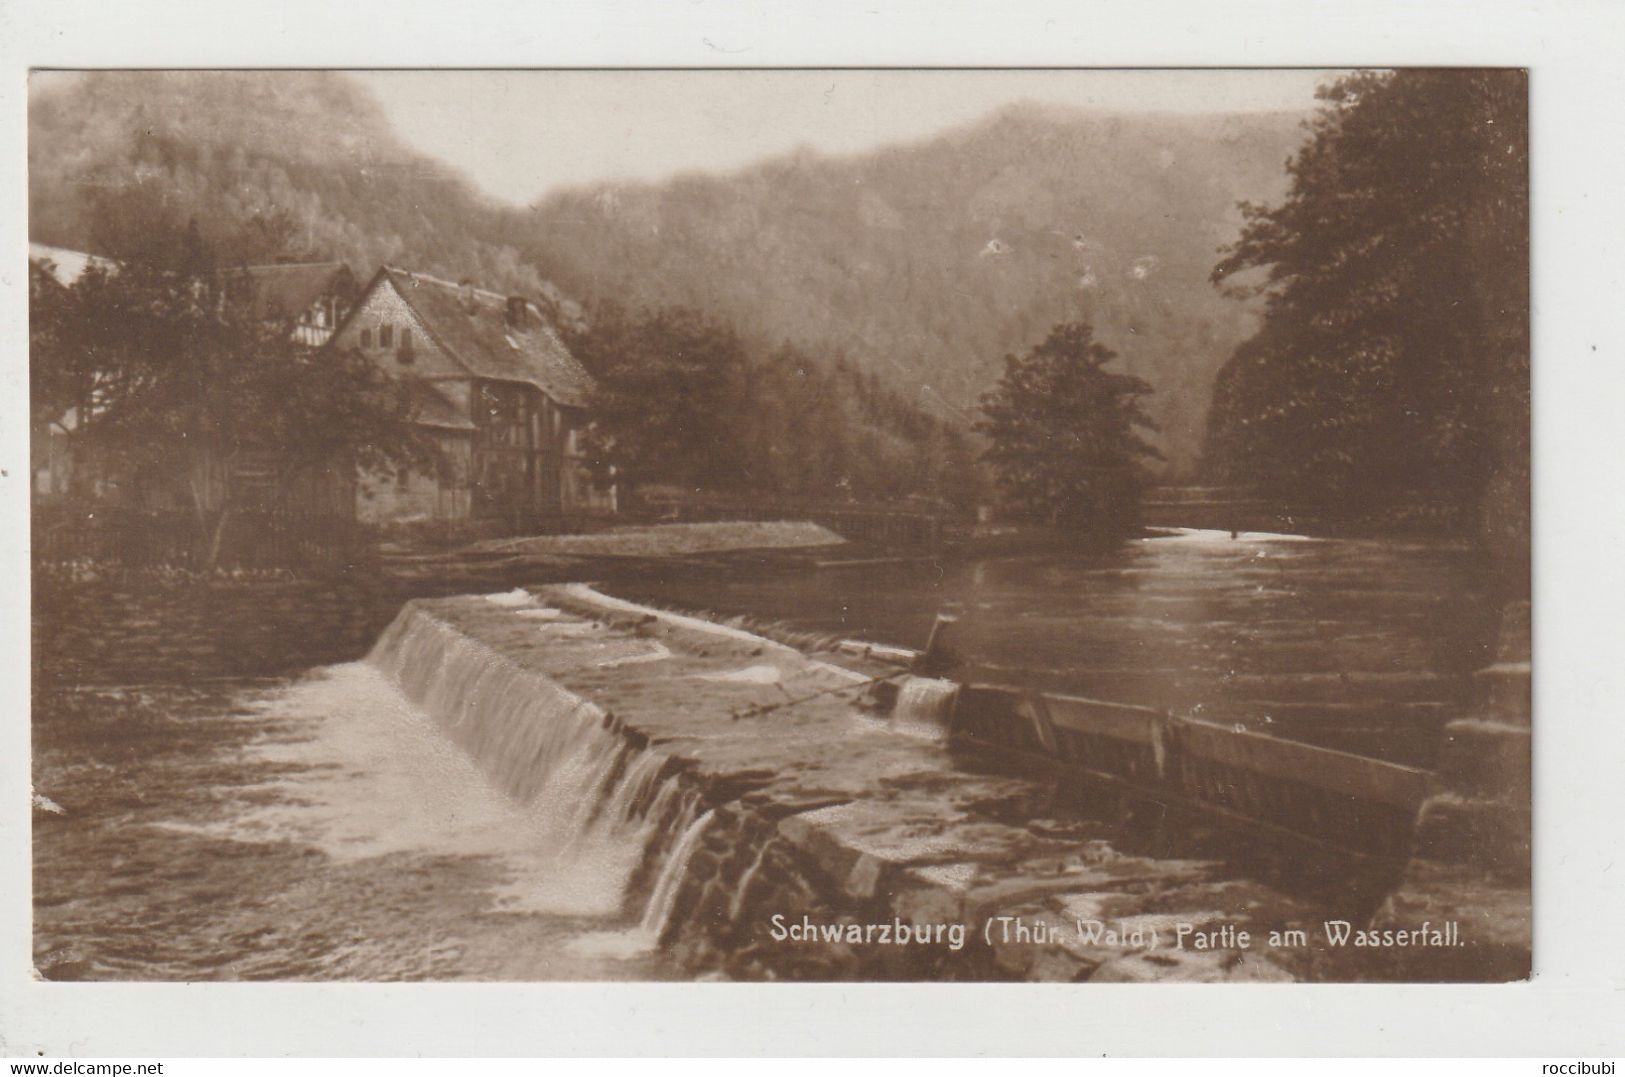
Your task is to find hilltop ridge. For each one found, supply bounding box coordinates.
[30,70,1312,469]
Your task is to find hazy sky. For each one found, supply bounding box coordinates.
[352,69,1337,205]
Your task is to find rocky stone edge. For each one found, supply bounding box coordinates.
[402,587,1529,983]
[1365,600,1532,982]
[522,587,1321,981]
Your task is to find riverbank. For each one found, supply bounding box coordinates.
[348,584,1529,981]
[30,520,1527,982]
[31,521,854,687]
[32,580,1416,981]
[31,673,692,981]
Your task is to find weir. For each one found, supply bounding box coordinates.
[944,681,1431,857]
[367,604,703,924]
[889,676,959,738]
[640,810,716,943]
[876,596,1432,859]
[357,585,1526,982]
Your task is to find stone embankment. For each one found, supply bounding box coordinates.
[379,584,1517,982]
[1364,600,1531,981]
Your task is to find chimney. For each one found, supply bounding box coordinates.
[506,296,527,328]
[459,278,477,313]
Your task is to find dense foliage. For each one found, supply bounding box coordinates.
[30,73,1307,473]
[29,72,551,298]
[521,104,1302,472]
[30,223,428,565]
[31,71,990,510]
[567,304,981,506]
[1204,70,1529,537]
[975,321,1161,530]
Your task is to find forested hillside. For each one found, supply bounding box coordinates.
[517,103,1306,469]
[30,71,1310,476]
[29,71,548,295]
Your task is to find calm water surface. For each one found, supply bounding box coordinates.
[614,528,1497,768]
[34,527,1495,981]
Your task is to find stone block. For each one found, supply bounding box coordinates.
[1089,948,1292,983]
[1361,860,1531,982]
[1412,793,1531,879]
[1434,719,1531,801]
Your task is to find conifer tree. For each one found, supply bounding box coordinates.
[976,321,1160,531]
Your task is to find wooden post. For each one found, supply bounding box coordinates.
[915,613,960,675]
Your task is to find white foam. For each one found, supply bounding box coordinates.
[515,607,570,620]
[560,583,798,653]
[1144,527,1318,544]
[597,642,673,669]
[692,664,783,685]
[483,588,537,607]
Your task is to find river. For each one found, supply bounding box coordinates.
[608,527,1496,768]
[32,526,1493,982]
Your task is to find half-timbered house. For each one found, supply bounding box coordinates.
[218,261,359,348]
[329,266,609,531]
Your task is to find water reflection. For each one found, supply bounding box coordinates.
[615,528,1496,767]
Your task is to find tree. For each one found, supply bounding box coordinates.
[975,321,1161,531]
[29,259,84,441]
[1205,70,1528,542]
[565,301,983,507]
[567,303,752,493]
[30,223,429,567]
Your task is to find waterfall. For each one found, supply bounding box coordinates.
[639,809,716,941]
[367,603,698,924]
[891,675,960,738]
[560,799,713,961]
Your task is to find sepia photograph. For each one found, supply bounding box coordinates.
[25,65,1531,990]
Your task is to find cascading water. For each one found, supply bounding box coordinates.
[367,602,706,932]
[890,675,960,738]
[639,809,716,942]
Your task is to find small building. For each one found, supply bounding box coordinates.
[329,266,610,532]
[29,244,116,499]
[29,247,363,565]
[28,242,114,286]
[217,261,359,348]
[32,252,364,508]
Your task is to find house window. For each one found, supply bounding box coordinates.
[360,328,372,348]
[380,324,394,347]
[398,328,414,363]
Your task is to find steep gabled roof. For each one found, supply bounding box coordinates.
[29,243,114,285]
[219,261,355,322]
[379,267,595,408]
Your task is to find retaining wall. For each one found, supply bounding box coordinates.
[373,585,1524,982]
